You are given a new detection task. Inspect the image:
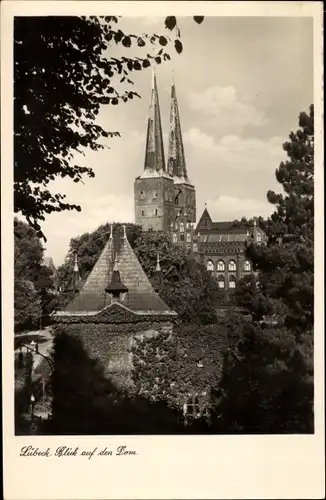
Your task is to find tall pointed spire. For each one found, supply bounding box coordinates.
[167,79,189,183]
[67,253,81,293]
[143,67,166,174]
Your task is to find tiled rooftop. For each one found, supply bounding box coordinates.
[63,228,175,316]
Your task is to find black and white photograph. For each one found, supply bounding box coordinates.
[12,12,317,436]
[2,1,324,498]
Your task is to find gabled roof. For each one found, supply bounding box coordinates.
[43,256,56,270]
[62,228,175,316]
[195,207,212,230]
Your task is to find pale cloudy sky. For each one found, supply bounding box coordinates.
[40,16,313,265]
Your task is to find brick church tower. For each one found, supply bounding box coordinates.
[134,69,175,232]
[167,79,196,249]
[134,71,196,250]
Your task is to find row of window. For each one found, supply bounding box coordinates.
[217,274,236,289]
[140,190,176,203]
[173,233,192,243]
[206,259,251,272]
[141,208,158,217]
[170,221,194,232]
[140,190,158,200]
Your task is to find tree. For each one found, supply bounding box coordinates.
[217,105,314,433]
[14,16,204,239]
[14,218,56,331]
[133,231,220,324]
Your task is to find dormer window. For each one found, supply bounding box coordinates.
[140,191,144,200]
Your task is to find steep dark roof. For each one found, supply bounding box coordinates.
[62,230,175,316]
[43,256,56,270]
[210,221,238,232]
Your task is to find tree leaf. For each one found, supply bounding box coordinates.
[159,36,168,46]
[122,36,131,47]
[174,39,183,54]
[165,16,177,30]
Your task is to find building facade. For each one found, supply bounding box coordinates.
[194,207,267,297]
[134,70,196,249]
[134,72,267,292]
[54,225,177,392]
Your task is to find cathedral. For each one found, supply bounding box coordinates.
[134,71,267,295]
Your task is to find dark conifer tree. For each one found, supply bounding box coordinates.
[217,105,314,433]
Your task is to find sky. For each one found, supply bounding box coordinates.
[40,16,313,266]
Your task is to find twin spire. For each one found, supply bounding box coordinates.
[143,69,189,183]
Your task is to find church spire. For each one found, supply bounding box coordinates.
[167,79,189,183]
[143,68,166,174]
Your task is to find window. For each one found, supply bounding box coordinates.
[173,233,178,244]
[175,222,179,230]
[193,243,198,253]
[217,275,225,289]
[180,222,184,233]
[141,209,145,216]
[229,275,236,289]
[217,260,225,271]
[140,191,144,200]
[186,233,191,243]
[170,221,174,229]
[257,233,262,242]
[183,395,201,419]
[228,260,236,272]
[186,222,190,229]
[154,208,158,216]
[206,260,214,272]
[180,234,185,242]
[153,190,157,199]
[243,260,251,272]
